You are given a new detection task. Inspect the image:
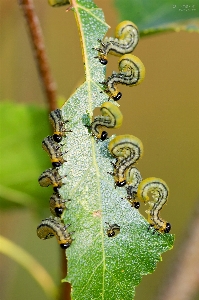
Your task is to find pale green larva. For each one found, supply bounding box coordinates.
[108,134,143,187]
[105,222,120,237]
[42,136,65,168]
[94,21,139,65]
[49,193,69,217]
[38,168,63,193]
[37,217,72,249]
[91,101,123,140]
[125,166,142,209]
[49,108,71,143]
[137,177,171,233]
[102,54,145,101]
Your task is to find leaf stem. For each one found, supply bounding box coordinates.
[18,0,57,111]
[59,249,71,300]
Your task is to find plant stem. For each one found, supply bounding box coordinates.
[59,249,71,300]
[18,0,57,111]
[19,1,69,299]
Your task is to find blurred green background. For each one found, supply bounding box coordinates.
[0,0,199,299]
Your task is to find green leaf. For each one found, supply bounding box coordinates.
[114,0,199,36]
[0,101,51,211]
[52,1,175,299]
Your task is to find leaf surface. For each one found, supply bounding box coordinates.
[57,1,175,299]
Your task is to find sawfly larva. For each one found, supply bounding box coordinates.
[137,177,171,233]
[94,21,139,65]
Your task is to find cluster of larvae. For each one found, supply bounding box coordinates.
[37,109,73,249]
[37,20,171,250]
[92,21,171,236]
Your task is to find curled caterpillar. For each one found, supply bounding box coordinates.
[94,21,139,65]
[102,54,145,101]
[42,136,66,168]
[91,102,123,140]
[48,0,69,7]
[105,222,120,237]
[37,217,72,249]
[50,194,69,217]
[125,166,142,209]
[38,168,64,193]
[137,177,171,233]
[49,109,71,143]
[108,134,143,187]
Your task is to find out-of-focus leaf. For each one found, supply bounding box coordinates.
[0,102,51,211]
[0,235,58,299]
[114,0,199,36]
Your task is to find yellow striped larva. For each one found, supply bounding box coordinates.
[48,0,69,7]
[137,177,171,233]
[105,222,120,237]
[102,54,145,101]
[42,136,66,168]
[91,102,123,140]
[108,134,143,187]
[49,109,71,143]
[94,21,139,65]
[38,168,63,193]
[49,194,69,217]
[125,166,142,209]
[37,217,72,249]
